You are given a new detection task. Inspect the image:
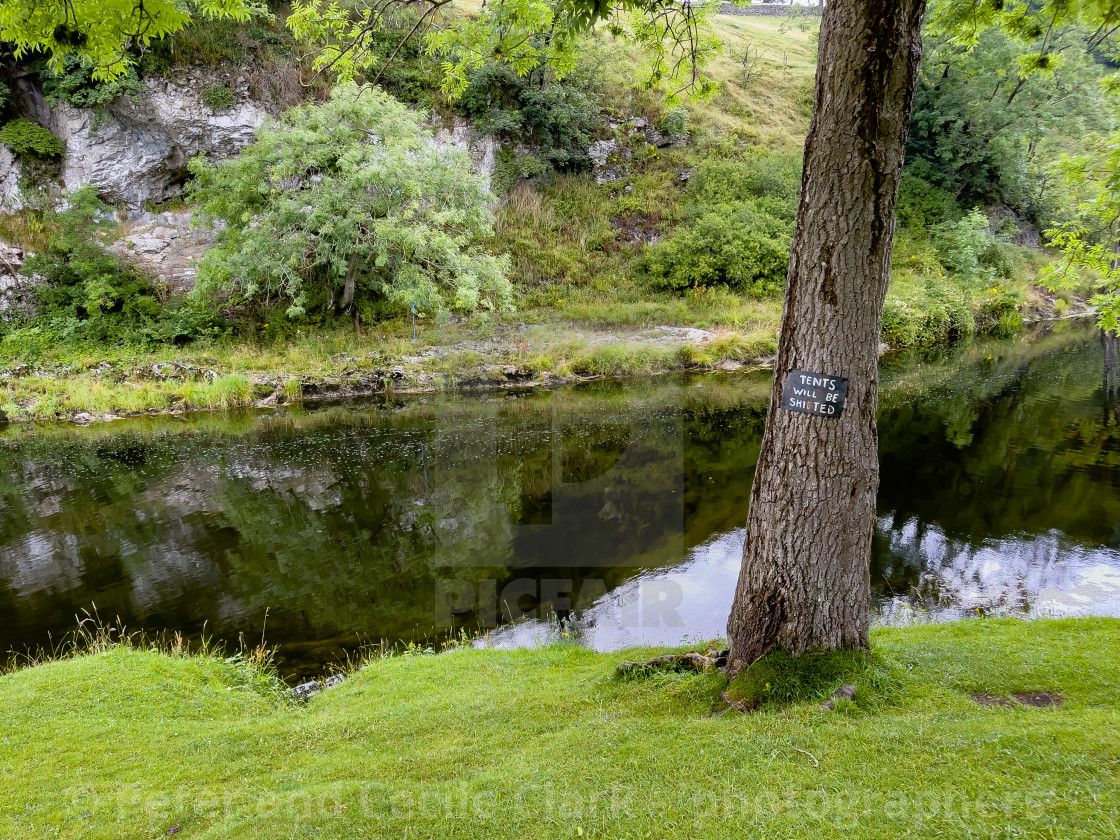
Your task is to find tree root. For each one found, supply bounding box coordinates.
[615,649,728,676]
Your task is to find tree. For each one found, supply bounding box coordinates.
[0,0,253,81]
[189,84,512,319]
[725,0,928,671]
[908,24,1111,208]
[726,0,1120,671]
[288,0,722,98]
[1043,133,1120,332]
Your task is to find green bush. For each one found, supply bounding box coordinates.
[689,151,803,221]
[891,227,945,275]
[658,105,690,141]
[190,84,512,320]
[881,276,973,348]
[896,162,962,230]
[979,240,1025,280]
[350,24,441,107]
[5,186,223,354]
[972,281,1024,334]
[138,16,294,74]
[0,119,64,158]
[458,62,603,172]
[639,202,791,295]
[932,208,996,284]
[638,151,800,295]
[201,82,235,110]
[42,55,144,111]
[0,326,54,359]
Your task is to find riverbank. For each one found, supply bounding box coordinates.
[0,314,779,424]
[0,283,1094,424]
[1,618,1117,838]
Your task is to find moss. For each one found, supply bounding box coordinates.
[724,648,902,711]
[0,118,64,158]
[200,81,235,110]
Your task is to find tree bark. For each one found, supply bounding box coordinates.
[340,255,358,311]
[726,0,927,673]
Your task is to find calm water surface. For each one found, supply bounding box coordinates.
[2,322,1118,677]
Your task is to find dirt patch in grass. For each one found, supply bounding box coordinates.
[1012,691,1063,707]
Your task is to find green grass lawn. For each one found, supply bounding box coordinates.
[2,618,1117,838]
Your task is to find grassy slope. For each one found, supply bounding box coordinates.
[1,619,1118,838]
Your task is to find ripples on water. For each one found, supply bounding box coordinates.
[1,321,1117,676]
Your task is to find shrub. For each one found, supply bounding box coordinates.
[457,62,603,172]
[689,151,803,221]
[891,228,945,275]
[881,276,972,348]
[139,16,294,74]
[978,240,1024,280]
[201,82,235,110]
[658,105,690,141]
[973,281,1024,334]
[190,83,512,320]
[42,55,144,111]
[7,186,223,353]
[0,119,64,158]
[896,161,962,229]
[639,202,791,296]
[639,151,800,295]
[350,23,441,107]
[931,208,996,285]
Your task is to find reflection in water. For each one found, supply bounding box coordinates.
[1,321,1118,676]
[486,521,1120,650]
[1105,329,1118,424]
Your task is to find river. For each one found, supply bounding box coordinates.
[2,321,1117,677]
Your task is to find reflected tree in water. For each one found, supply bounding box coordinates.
[1104,329,1118,425]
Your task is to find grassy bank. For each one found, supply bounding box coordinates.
[1,618,1117,838]
[0,291,1084,423]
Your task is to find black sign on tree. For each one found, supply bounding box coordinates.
[781,369,848,418]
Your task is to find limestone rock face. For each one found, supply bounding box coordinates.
[49,75,267,209]
[106,208,221,292]
[431,115,498,187]
[0,146,21,210]
[0,242,39,320]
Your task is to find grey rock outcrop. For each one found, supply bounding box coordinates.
[432,115,499,187]
[47,74,267,209]
[0,242,38,320]
[986,204,1041,249]
[0,146,21,210]
[106,208,221,292]
[588,116,686,185]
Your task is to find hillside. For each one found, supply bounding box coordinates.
[0,10,1102,422]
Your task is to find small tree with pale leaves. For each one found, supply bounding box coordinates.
[189,83,512,320]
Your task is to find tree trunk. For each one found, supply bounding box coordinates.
[726,0,927,673]
[340,255,358,311]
